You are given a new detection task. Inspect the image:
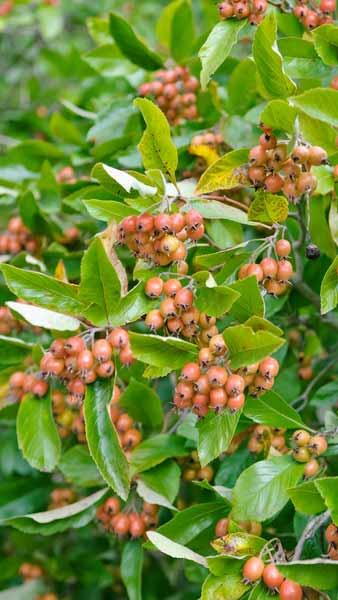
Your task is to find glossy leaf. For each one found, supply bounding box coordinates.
[314,477,338,523]
[197,410,241,467]
[84,199,138,222]
[320,256,338,314]
[196,149,249,194]
[199,21,246,90]
[195,284,239,317]
[260,99,296,133]
[244,391,308,430]
[6,302,80,332]
[211,532,265,557]
[288,480,326,515]
[91,163,157,197]
[313,24,338,66]
[229,277,265,322]
[17,394,61,473]
[187,199,248,224]
[223,325,285,370]
[276,560,338,590]
[109,12,163,70]
[201,571,249,600]
[232,456,304,521]
[58,445,104,488]
[147,532,207,566]
[121,540,143,600]
[0,336,32,370]
[130,434,188,475]
[291,88,338,128]
[119,378,163,428]
[84,379,130,500]
[128,332,198,369]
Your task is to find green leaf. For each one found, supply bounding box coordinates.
[310,380,338,408]
[3,489,107,535]
[128,332,198,369]
[197,410,241,467]
[121,540,143,600]
[211,532,265,558]
[253,13,296,99]
[119,378,163,428]
[201,571,249,600]
[17,394,61,472]
[187,199,248,224]
[6,302,80,332]
[320,256,338,315]
[147,532,207,567]
[248,191,289,224]
[84,379,130,500]
[139,460,181,504]
[136,479,177,511]
[50,112,83,145]
[232,456,304,521]
[0,264,85,316]
[195,284,239,318]
[84,199,138,222]
[314,477,338,524]
[79,237,122,326]
[244,391,308,430]
[0,336,32,371]
[58,445,104,488]
[291,88,338,128]
[313,24,338,66]
[223,324,284,370]
[228,58,257,116]
[248,582,273,600]
[199,21,246,90]
[109,281,155,328]
[91,163,157,197]
[276,560,338,590]
[329,198,338,245]
[229,277,265,322]
[130,434,188,475]
[170,0,195,62]
[145,501,227,549]
[0,477,50,520]
[134,98,178,183]
[260,99,298,133]
[196,149,249,195]
[298,111,337,155]
[312,166,335,195]
[244,316,282,337]
[288,480,326,515]
[109,13,163,70]
[310,195,336,259]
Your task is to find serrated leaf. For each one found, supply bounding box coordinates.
[232,456,304,521]
[121,540,143,600]
[276,560,338,590]
[253,13,296,99]
[248,191,289,224]
[17,394,61,472]
[229,277,265,322]
[291,88,338,128]
[129,434,188,475]
[197,410,241,467]
[223,325,284,370]
[298,111,337,155]
[109,12,163,70]
[84,379,130,500]
[91,163,157,197]
[314,477,338,524]
[244,391,308,430]
[139,460,181,505]
[196,149,249,195]
[84,199,138,222]
[260,100,297,133]
[199,20,246,90]
[320,257,338,315]
[195,284,239,317]
[288,480,326,515]
[0,264,85,316]
[128,332,198,369]
[244,316,283,336]
[58,445,104,488]
[134,98,178,183]
[6,302,80,332]
[313,24,338,66]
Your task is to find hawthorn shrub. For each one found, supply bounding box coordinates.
[0,1,337,599]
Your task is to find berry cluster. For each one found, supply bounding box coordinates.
[292,430,327,477]
[245,125,328,200]
[215,517,262,537]
[248,425,288,454]
[218,0,267,25]
[39,330,133,407]
[174,343,279,416]
[118,210,204,269]
[325,523,338,560]
[242,557,303,599]
[0,216,39,255]
[19,563,44,581]
[97,497,158,538]
[8,370,48,403]
[51,389,85,442]
[138,66,199,125]
[238,239,294,297]
[109,384,142,455]
[293,0,335,29]
[145,277,214,340]
[48,488,76,509]
[180,450,214,482]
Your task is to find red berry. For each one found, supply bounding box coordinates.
[108,328,129,349]
[260,257,278,278]
[215,518,229,537]
[175,381,194,401]
[64,336,85,355]
[119,346,134,366]
[262,564,284,589]
[174,288,194,310]
[145,309,164,330]
[113,513,130,536]
[265,173,284,193]
[93,339,113,363]
[225,374,245,396]
[185,209,203,230]
[207,366,228,387]
[160,297,177,319]
[259,357,279,379]
[32,380,49,397]
[181,362,201,382]
[129,513,146,538]
[227,394,245,411]
[209,387,228,410]
[277,259,293,282]
[246,264,264,282]
[104,497,121,515]
[249,145,266,166]
[275,239,291,258]
[136,213,154,233]
[96,360,115,378]
[145,277,164,298]
[243,557,265,582]
[163,278,182,297]
[279,579,303,600]
[77,350,94,370]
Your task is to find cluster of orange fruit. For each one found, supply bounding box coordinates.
[138,66,199,125]
[325,523,338,560]
[97,497,158,538]
[180,451,214,482]
[244,125,328,200]
[0,216,39,255]
[48,487,76,510]
[293,0,336,28]
[242,557,303,599]
[118,210,204,270]
[248,425,288,454]
[238,239,294,296]
[109,384,142,455]
[51,389,86,442]
[218,0,267,25]
[292,430,327,477]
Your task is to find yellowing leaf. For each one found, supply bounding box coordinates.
[248,191,289,224]
[196,149,249,195]
[54,259,68,283]
[189,144,220,167]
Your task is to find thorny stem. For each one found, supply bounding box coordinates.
[293,510,330,560]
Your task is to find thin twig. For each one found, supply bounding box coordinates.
[292,358,337,410]
[293,510,330,560]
